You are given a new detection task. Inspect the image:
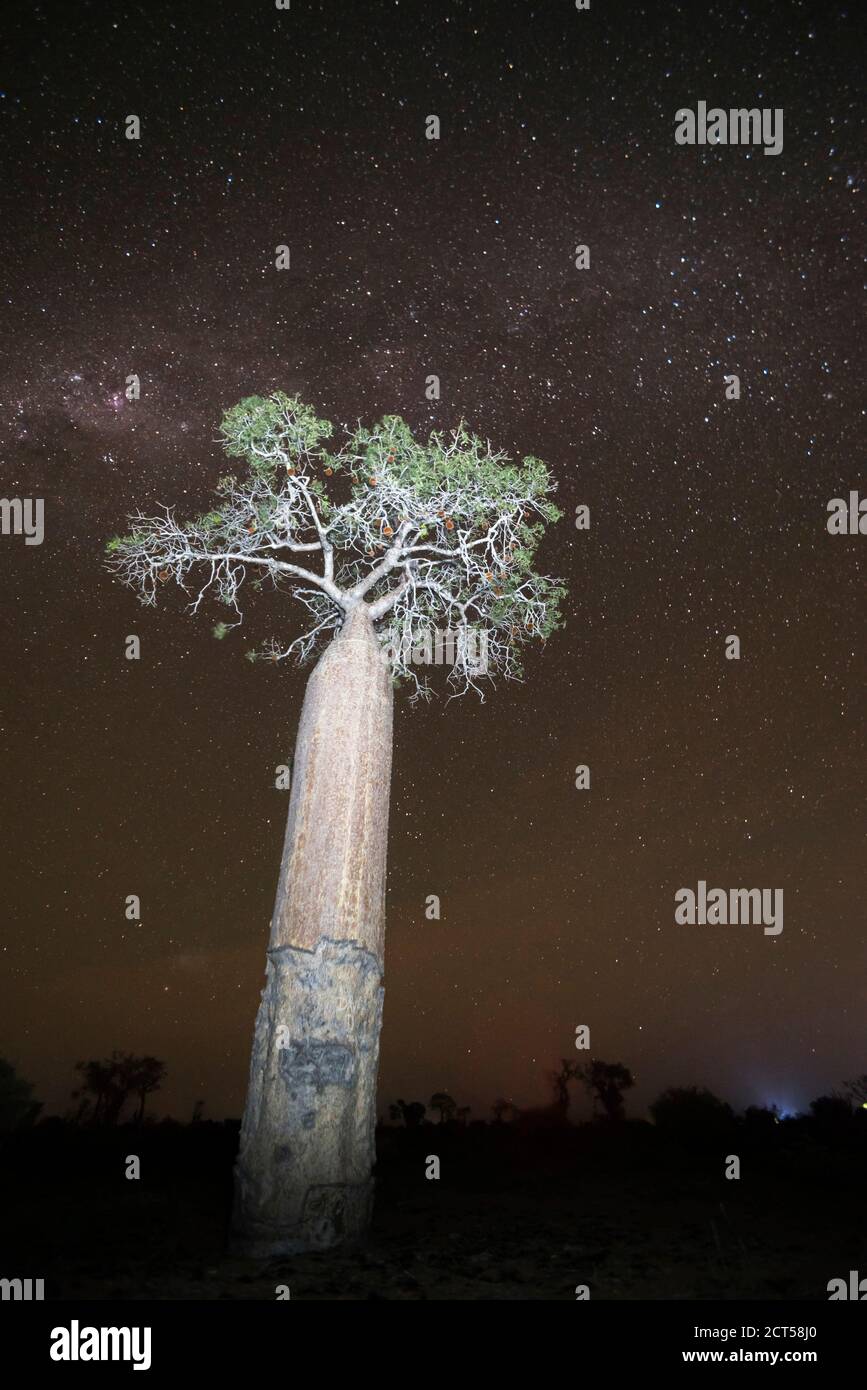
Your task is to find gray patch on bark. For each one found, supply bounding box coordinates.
[231,934,384,1258]
[278,1039,356,1094]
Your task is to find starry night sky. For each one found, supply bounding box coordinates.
[1,0,863,1124]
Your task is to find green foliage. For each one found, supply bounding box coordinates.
[343,416,562,535]
[107,393,566,694]
[107,527,147,552]
[218,393,333,479]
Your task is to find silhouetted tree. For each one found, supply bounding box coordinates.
[73,1052,167,1125]
[577,1059,634,1122]
[808,1093,852,1139]
[492,1097,518,1123]
[0,1058,41,1134]
[129,1056,167,1122]
[650,1086,734,1143]
[389,1098,426,1128]
[430,1091,457,1124]
[548,1058,580,1113]
[744,1104,781,1137]
[73,1058,117,1124]
[844,1075,867,1106]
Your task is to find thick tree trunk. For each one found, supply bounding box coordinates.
[231,604,393,1257]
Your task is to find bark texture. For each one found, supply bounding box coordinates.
[231,605,393,1256]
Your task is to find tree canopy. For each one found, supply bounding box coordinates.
[107,393,565,700]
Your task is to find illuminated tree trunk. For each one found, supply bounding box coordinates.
[231,603,393,1256]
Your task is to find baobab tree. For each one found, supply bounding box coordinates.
[107,392,564,1255]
